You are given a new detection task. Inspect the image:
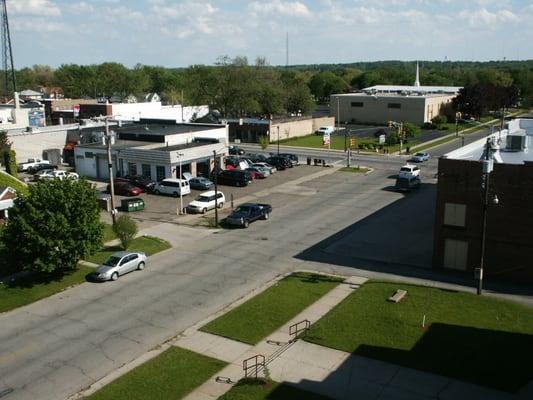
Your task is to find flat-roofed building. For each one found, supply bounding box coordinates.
[433,118,533,283]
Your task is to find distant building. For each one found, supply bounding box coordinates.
[433,118,533,283]
[0,185,16,225]
[73,122,228,181]
[331,63,461,125]
[19,89,44,101]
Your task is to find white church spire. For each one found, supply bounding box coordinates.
[414,61,420,87]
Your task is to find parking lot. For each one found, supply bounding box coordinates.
[98,164,323,227]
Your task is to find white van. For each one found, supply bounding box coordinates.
[316,126,335,136]
[153,178,191,197]
[185,191,225,214]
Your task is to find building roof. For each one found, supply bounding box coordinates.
[332,92,454,99]
[120,122,223,137]
[20,89,42,96]
[362,85,462,94]
[443,118,533,165]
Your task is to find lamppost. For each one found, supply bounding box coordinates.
[213,150,219,227]
[277,125,280,155]
[176,152,184,215]
[477,137,499,295]
[104,118,117,224]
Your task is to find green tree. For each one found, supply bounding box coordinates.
[431,115,447,128]
[258,135,269,150]
[0,130,10,165]
[113,215,138,250]
[4,149,17,178]
[402,122,420,138]
[2,178,103,274]
[309,71,348,103]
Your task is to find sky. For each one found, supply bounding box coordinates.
[7,0,533,68]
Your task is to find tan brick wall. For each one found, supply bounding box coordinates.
[270,116,334,142]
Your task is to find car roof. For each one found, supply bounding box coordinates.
[161,178,188,182]
[110,251,136,258]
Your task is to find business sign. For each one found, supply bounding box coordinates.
[28,110,46,127]
[72,104,80,117]
[322,133,330,146]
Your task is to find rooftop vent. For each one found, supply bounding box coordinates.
[505,129,527,152]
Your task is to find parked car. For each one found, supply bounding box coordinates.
[395,176,421,192]
[153,178,191,197]
[247,153,269,163]
[117,175,156,192]
[229,145,245,155]
[27,163,57,174]
[279,153,299,166]
[107,181,142,196]
[39,170,79,181]
[226,203,272,228]
[91,251,147,281]
[398,164,420,179]
[252,163,276,174]
[215,170,253,187]
[410,152,430,162]
[315,126,335,136]
[185,190,225,214]
[267,156,291,170]
[225,156,241,168]
[245,167,267,179]
[188,177,214,190]
[17,158,50,172]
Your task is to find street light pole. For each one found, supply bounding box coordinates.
[478,138,492,295]
[277,125,280,155]
[105,119,117,225]
[213,150,219,227]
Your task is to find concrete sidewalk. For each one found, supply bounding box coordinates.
[176,274,513,400]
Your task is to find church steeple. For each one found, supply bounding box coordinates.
[414,61,420,87]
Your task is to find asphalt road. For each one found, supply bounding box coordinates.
[1,139,531,400]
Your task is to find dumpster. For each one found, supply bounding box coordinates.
[121,198,145,212]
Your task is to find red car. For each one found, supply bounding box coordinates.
[107,181,142,196]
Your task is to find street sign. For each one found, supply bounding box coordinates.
[323,133,330,146]
[379,134,386,144]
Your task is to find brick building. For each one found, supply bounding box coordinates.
[433,118,533,283]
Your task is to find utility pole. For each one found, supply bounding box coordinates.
[1,0,16,97]
[181,90,184,122]
[177,154,184,215]
[478,138,493,295]
[277,125,280,155]
[105,119,117,225]
[213,150,219,227]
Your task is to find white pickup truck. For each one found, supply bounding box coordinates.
[17,158,50,172]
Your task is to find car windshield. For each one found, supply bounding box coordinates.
[234,206,251,214]
[415,153,424,157]
[103,256,121,267]
[195,196,210,202]
[400,167,412,172]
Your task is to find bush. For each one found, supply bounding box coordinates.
[113,215,138,250]
[402,122,420,138]
[431,115,448,126]
[422,122,437,130]
[4,149,17,178]
[258,135,269,150]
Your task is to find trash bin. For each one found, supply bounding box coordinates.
[307,157,311,165]
[314,158,318,166]
[97,193,111,212]
[121,198,145,212]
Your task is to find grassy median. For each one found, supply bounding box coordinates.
[0,266,93,313]
[87,347,226,400]
[201,272,343,344]
[85,235,171,265]
[218,378,332,400]
[305,281,533,392]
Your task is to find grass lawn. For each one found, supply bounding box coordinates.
[87,347,227,400]
[0,266,93,313]
[339,166,370,173]
[218,378,332,400]
[305,281,533,392]
[102,223,117,243]
[0,171,28,194]
[85,235,171,265]
[279,134,349,150]
[201,272,343,344]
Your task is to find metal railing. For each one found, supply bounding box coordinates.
[243,354,265,379]
[289,319,310,341]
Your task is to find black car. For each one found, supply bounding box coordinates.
[216,170,252,187]
[224,156,241,168]
[266,156,291,170]
[247,153,269,163]
[117,175,156,192]
[279,153,299,166]
[226,203,272,228]
[229,145,245,155]
[27,163,57,174]
[395,176,421,192]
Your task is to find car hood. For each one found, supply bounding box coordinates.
[228,212,249,219]
[94,265,115,274]
[188,200,208,208]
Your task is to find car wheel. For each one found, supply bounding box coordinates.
[111,272,119,281]
[202,208,207,214]
[263,212,269,220]
[137,262,145,271]
[243,220,249,228]
[218,202,224,209]
[154,189,160,195]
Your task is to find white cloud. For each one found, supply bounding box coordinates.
[8,0,61,17]
[67,2,94,14]
[12,19,66,32]
[248,0,311,17]
[459,8,519,28]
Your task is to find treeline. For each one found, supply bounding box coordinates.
[13,58,533,117]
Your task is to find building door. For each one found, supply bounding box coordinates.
[97,155,109,179]
[443,239,468,270]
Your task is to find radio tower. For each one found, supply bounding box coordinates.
[1,0,16,97]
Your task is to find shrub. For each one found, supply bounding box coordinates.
[113,215,138,250]
[258,135,269,150]
[4,149,17,178]
[422,122,437,130]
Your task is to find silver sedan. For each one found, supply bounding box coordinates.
[92,251,147,281]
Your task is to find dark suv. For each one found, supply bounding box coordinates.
[116,175,156,192]
[279,153,299,166]
[266,156,291,170]
[216,170,253,187]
